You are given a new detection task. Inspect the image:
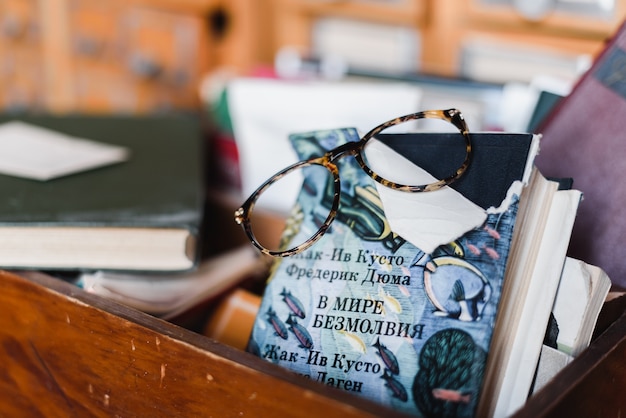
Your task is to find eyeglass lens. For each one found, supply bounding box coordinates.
[247,163,334,255]
[239,110,470,256]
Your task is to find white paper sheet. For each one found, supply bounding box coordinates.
[0,121,129,181]
[228,77,423,213]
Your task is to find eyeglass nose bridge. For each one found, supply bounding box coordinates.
[323,139,364,164]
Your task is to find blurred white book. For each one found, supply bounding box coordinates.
[77,246,266,320]
[531,257,612,393]
[553,257,612,356]
[311,16,420,75]
[226,77,423,214]
[479,186,582,418]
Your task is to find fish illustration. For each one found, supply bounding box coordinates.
[432,388,471,404]
[378,287,402,314]
[481,245,500,260]
[483,225,501,240]
[266,307,288,340]
[286,315,313,350]
[398,284,411,298]
[373,337,400,375]
[339,330,367,354]
[365,292,386,316]
[381,369,407,402]
[443,241,465,257]
[466,242,481,256]
[280,288,306,319]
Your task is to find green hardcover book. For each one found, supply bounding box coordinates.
[0,114,204,272]
[244,126,556,417]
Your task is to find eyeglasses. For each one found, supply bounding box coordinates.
[234,108,471,257]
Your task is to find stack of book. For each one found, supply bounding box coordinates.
[236,20,626,418]
[0,113,274,322]
[2,18,624,418]
[236,118,611,417]
[226,23,626,414]
[0,114,205,273]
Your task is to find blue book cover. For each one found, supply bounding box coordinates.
[247,128,536,417]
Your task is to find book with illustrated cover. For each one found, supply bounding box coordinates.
[246,127,546,416]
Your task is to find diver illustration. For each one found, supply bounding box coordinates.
[422,252,492,322]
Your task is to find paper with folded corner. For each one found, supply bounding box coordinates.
[368,139,487,253]
[0,121,129,181]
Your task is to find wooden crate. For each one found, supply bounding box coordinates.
[1,269,624,417]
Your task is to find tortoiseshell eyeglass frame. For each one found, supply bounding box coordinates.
[234,108,472,257]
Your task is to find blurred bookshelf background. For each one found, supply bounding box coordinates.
[1,0,623,114]
[2,4,625,413]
